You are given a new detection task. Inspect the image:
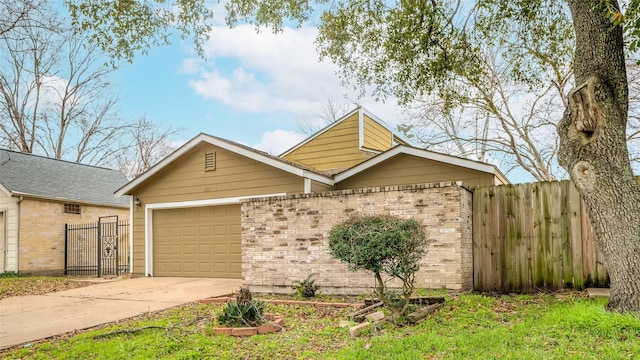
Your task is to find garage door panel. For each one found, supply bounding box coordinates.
[230,243,241,255]
[199,244,212,254]
[153,204,241,278]
[184,226,196,236]
[156,244,168,255]
[169,245,182,254]
[214,225,228,235]
[184,262,196,272]
[230,262,242,274]
[198,226,211,236]
[214,262,228,273]
[184,244,197,254]
[198,263,212,272]
[214,244,228,254]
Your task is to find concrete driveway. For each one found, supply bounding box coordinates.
[0,277,242,349]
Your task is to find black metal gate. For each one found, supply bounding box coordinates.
[64,216,129,277]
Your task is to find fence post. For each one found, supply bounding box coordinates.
[64,224,68,275]
[97,219,102,277]
[115,216,119,275]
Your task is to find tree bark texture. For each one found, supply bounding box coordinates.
[559,0,640,312]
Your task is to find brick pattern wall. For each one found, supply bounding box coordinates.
[242,182,473,294]
[19,199,128,275]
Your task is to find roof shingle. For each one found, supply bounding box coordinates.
[0,149,129,206]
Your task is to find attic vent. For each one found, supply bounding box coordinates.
[64,203,81,214]
[205,152,216,171]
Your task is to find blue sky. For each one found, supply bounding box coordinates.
[110,18,406,155]
[103,6,543,184]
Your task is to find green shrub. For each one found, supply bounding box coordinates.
[328,215,428,318]
[292,273,321,298]
[217,300,265,327]
[217,287,265,327]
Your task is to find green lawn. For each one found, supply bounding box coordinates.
[3,293,639,359]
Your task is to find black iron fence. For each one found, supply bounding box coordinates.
[64,216,129,277]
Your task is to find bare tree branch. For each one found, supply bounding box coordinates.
[0,0,181,175]
[402,43,570,182]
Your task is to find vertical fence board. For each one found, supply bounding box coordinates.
[532,182,546,289]
[473,179,610,292]
[473,186,489,290]
[550,181,564,290]
[522,183,535,293]
[568,182,584,289]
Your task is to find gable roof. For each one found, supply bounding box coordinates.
[115,133,335,196]
[0,149,129,206]
[279,106,411,157]
[333,145,510,184]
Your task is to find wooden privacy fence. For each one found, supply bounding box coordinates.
[473,180,609,292]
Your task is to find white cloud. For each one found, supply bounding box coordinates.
[253,129,305,155]
[182,23,409,138]
[186,24,337,115]
[178,58,203,75]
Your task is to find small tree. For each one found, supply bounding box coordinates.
[328,215,428,318]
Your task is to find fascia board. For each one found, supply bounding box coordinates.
[116,133,334,196]
[334,146,497,183]
[9,191,129,208]
[0,183,12,197]
[279,107,362,157]
[115,133,209,196]
[359,106,413,145]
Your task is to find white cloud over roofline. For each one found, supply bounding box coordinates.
[182,24,405,126]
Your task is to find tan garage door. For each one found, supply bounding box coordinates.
[153,205,241,278]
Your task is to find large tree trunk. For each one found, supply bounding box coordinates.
[559,0,640,312]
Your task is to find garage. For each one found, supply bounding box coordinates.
[152,204,241,278]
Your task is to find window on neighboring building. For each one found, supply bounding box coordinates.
[64,203,81,214]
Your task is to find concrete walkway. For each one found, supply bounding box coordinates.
[0,277,242,349]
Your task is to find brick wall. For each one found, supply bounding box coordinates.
[241,182,473,295]
[19,199,128,276]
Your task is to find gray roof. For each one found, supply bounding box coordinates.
[0,149,129,206]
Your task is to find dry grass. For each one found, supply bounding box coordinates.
[0,276,94,299]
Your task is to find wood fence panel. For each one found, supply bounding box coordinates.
[568,183,584,288]
[580,202,609,287]
[522,183,535,293]
[473,186,497,291]
[473,180,610,292]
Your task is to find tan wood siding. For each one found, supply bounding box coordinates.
[134,143,304,203]
[153,205,241,278]
[311,180,334,193]
[131,143,304,276]
[282,113,370,171]
[363,115,392,151]
[335,154,496,189]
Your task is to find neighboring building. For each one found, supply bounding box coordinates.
[0,150,129,275]
[116,106,508,283]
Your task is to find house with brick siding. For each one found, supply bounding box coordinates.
[0,150,129,275]
[116,106,508,293]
